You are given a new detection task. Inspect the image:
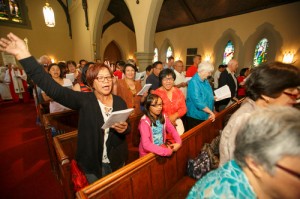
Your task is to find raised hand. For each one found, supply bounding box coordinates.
[0,33,31,60]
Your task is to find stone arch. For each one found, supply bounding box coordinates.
[92,0,111,60]
[160,39,175,63]
[243,22,283,67]
[214,29,243,70]
[103,40,123,63]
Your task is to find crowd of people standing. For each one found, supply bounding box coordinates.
[1,33,299,198]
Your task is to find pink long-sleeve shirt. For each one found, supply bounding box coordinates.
[138,115,182,157]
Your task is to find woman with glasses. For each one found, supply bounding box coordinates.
[188,106,300,198]
[186,61,215,131]
[153,68,187,135]
[219,62,300,166]
[113,63,147,115]
[138,94,182,157]
[0,33,129,184]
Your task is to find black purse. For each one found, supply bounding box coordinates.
[187,150,211,180]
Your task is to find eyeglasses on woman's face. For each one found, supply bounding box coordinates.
[162,77,174,82]
[276,164,300,179]
[95,76,113,82]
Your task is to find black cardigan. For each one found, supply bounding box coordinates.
[20,57,129,178]
[218,69,237,106]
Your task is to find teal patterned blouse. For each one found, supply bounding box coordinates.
[152,120,163,145]
[187,160,256,199]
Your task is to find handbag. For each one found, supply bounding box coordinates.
[201,143,220,169]
[71,160,89,192]
[187,150,211,180]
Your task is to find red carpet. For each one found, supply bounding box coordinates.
[0,100,64,199]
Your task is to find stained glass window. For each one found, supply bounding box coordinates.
[166,46,173,63]
[0,0,23,23]
[153,48,158,62]
[223,40,234,65]
[253,38,268,67]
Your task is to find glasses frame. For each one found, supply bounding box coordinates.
[95,76,113,82]
[276,164,300,179]
[282,91,299,100]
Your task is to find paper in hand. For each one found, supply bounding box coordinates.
[101,108,134,129]
[135,71,146,81]
[214,85,231,101]
[137,84,151,96]
[66,73,75,82]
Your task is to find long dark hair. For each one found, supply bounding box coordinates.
[144,94,165,126]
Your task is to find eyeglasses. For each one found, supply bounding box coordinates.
[283,92,299,100]
[163,77,174,82]
[95,76,113,82]
[276,164,300,179]
[150,104,162,108]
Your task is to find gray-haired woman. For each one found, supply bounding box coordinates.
[188,106,300,198]
[219,62,300,165]
[186,61,215,130]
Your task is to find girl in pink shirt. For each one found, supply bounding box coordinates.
[138,94,182,157]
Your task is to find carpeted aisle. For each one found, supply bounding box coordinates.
[0,100,64,199]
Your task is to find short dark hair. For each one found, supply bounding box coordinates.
[167,56,174,61]
[239,67,249,76]
[218,64,226,69]
[245,62,300,101]
[116,60,126,67]
[153,61,163,69]
[146,65,152,72]
[66,60,76,67]
[144,94,165,126]
[79,59,87,65]
[123,63,137,74]
[86,63,113,88]
[159,68,176,85]
[81,62,94,85]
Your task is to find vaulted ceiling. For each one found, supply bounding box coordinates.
[106,0,299,33]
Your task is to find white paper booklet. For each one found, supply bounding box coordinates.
[214,85,231,101]
[135,71,146,81]
[66,73,75,82]
[137,84,152,96]
[101,108,134,129]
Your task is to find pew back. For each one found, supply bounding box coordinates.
[53,131,78,199]
[42,110,79,178]
[76,101,242,199]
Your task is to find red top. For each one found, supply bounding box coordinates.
[153,87,187,118]
[113,70,123,79]
[186,65,197,77]
[237,76,246,97]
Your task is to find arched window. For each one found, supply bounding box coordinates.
[153,48,158,62]
[166,46,173,63]
[253,38,269,67]
[223,40,234,64]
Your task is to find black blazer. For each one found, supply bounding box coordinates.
[218,70,237,106]
[20,57,129,178]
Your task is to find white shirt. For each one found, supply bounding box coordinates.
[98,100,113,163]
[213,70,221,89]
[174,69,187,97]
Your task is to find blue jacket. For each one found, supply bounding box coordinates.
[186,74,214,120]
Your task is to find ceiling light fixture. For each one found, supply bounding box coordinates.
[43,1,55,27]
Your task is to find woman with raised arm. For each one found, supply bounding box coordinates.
[0,33,130,183]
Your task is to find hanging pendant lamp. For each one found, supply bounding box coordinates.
[43,2,55,27]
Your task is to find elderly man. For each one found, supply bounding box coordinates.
[218,59,239,111]
[174,60,187,97]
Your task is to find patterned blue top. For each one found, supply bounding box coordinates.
[187,160,256,199]
[186,74,214,120]
[152,120,163,145]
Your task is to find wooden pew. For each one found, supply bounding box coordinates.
[76,101,243,199]
[42,110,79,178]
[53,113,144,199]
